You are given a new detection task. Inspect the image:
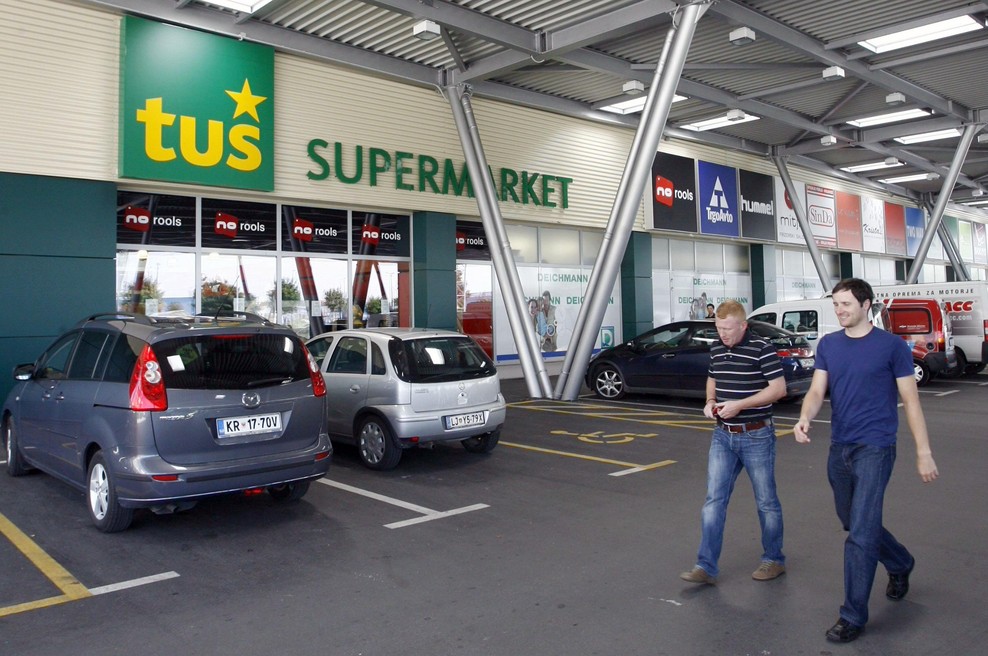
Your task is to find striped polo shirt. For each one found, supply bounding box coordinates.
[708,330,784,423]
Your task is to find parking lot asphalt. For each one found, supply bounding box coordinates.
[2,373,987,655]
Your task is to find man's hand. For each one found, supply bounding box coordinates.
[917,453,939,483]
[793,418,812,444]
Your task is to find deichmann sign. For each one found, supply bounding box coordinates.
[119,17,275,191]
[305,140,573,208]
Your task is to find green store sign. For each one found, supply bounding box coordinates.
[306,140,573,209]
[119,16,274,191]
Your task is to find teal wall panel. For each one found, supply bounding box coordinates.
[412,211,456,329]
[620,232,653,341]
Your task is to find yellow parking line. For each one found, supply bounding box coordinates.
[501,440,673,472]
[0,511,91,618]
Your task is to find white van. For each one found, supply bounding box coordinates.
[873,281,988,374]
[748,297,888,347]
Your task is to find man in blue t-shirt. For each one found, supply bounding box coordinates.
[795,278,938,644]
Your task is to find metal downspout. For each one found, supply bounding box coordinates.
[446,84,553,398]
[906,123,980,283]
[772,155,832,290]
[556,1,710,401]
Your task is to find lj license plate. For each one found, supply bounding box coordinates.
[445,411,485,430]
[217,413,282,438]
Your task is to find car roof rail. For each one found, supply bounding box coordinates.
[193,309,275,325]
[82,312,155,325]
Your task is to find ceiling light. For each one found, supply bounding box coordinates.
[203,0,275,13]
[622,80,645,95]
[878,173,940,183]
[977,134,988,144]
[973,189,985,197]
[597,94,686,115]
[820,135,838,146]
[894,128,962,144]
[964,199,988,205]
[846,108,931,127]
[729,27,756,45]
[839,159,904,173]
[681,111,760,131]
[858,16,983,53]
[886,92,906,105]
[822,66,845,80]
[412,19,441,40]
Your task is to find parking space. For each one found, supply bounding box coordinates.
[1,373,986,654]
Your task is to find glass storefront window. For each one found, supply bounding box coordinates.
[116,250,195,316]
[651,237,670,270]
[725,243,750,273]
[540,227,579,264]
[201,198,277,251]
[695,242,723,272]
[670,238,695,270]
[117,193,197,247]
[505,224,537,263]
[352,259,409,329]
[281,256,350,337]
[351,212,410,257]
[457,263,494,357]
[199,254,276,319]
[581,232,603,266]
[281,205,348,254]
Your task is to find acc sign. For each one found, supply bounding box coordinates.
[944,300,974,313]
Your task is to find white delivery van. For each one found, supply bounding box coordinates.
[873,281,988,374]
[748,297,889,347]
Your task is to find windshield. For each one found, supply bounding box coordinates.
[391,336,497,383]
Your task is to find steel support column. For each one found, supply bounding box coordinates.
[446,84,553,398]
[772,155,832,290]
[906,123,980,283]
[555,1,709,401]
[938,220,971,281]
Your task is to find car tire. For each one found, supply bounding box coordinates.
[4,419,32,477]
[356,416,402,470]
[462,430,500,454]
[591,364,626,400]
[87,451,134,533]
[913,360,932,387]
[267,480,310,502]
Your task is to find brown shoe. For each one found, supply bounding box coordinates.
[752,561,786,581]
[679,566,716,585]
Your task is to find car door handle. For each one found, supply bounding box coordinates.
[661,353,677,358]
[348,385,361,393]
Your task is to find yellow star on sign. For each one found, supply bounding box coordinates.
[225,79,267,122]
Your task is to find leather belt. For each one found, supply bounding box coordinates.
[718,419,770,433]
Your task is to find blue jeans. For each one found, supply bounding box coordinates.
[828,443,914,627]
[696,424,784,577]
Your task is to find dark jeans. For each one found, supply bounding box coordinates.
[827,443,914,627]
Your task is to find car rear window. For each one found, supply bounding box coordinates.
[391,336,496,383]
[152,333,311,390]
[889,308,933,334]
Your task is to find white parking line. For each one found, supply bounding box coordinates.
[317,478,488,529]
[89,571,181,595]
[934,389,960,397]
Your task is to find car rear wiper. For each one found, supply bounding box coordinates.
[247,377,294,388]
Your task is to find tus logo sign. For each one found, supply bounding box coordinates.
[120,17,274,191]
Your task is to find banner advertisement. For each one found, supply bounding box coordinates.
[455,221,492,261]
[835,191,863,251]
[975,223,988,265]
[958,221,974,262]
[651,269,674,326]
[904,207,926,257]
[775,177,807,244]
[861,196,886,253]
[670,271,752,320]
[805,184,837,248]
[698,161,740,238]
[492,266,622,362]
[740,170,776,241]
[647,152,698,233]
[884,202,907,255]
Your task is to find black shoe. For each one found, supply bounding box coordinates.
[887,568,911,600]
[825,618,863,643]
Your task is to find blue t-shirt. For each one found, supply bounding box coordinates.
[814,328,914,446]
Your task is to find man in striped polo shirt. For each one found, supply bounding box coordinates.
[680,299,788,585]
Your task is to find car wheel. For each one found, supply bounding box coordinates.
[87,451,134,533]
[4,419,32,476]
[267,481,310,502]
[913,360,932,387]
[356,416,401,470]
[591,364,626,399]
[462,430,500,454]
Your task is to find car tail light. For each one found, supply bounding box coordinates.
[777,347,813,358]
[303,345,326,397]
[130,344,168,411]
[984,320,988,340]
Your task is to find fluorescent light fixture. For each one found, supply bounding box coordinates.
[820,135,838,146]
[964,199,988,205]
[977,134,988,144]
[622,80,645,95]
[878,173,941,183]
[973,189,986,197]
[839,159,904,173]
[846,108,931,127]
[729,26,756,45]
[894,128,962,144]
[598,94,686,115]
[822,65,845,80]
[204,0,275,13]
[859,16,983,53]
[886,92,906,105]
[412,19,441,40]
[681,110,759,131]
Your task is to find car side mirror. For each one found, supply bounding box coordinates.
[13,363,35,381]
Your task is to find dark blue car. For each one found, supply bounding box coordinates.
[585,320,815,401]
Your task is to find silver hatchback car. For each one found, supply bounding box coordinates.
[306,328,506,470]
[3,312,332,532]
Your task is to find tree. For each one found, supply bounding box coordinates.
[323,287,347,313]
[119,278,164,314]
[201,279,242,316]
[268,279,303,307]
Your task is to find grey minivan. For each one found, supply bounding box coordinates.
[306,328,505,470]
[2,313,332,532]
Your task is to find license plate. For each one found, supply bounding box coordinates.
[445,411,485,430]
[217,413,282,438]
